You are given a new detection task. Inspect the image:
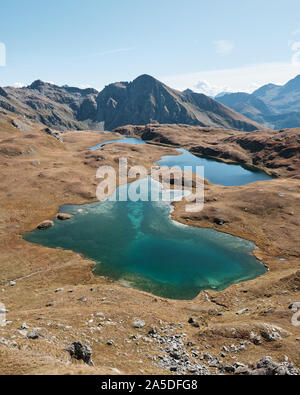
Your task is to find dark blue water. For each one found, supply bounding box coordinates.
[24,179,267,300]
[157,149,272,186]
[89,137,146,150]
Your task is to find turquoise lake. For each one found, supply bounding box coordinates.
[24,179,267,299]
[24,137,270,300]
[24,137,271,300]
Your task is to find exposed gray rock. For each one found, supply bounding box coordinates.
[66,342,93,366]
[188,317,200,327]
[289,302,300,310]
[43,128,63,143]
[232,356,298,376]
[27,330,39,340]
[250,332,262,345]
[133,319,145,329]
[19,323,29,330]
[0,87,8,98]
[214,217,228,226]
[260,328,281,342]
[255,356,298,376]
[236,308,249,315]
[149,329,210,375]
[78,296,87,303]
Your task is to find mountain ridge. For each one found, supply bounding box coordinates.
[216,75,300,129]
[0,75,262,132]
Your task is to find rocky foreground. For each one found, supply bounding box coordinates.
[0,118,299,375]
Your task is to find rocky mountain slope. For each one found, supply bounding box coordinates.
[0,75,262,132]
[0,80,100,130]
[95,74,262,131]
[216,75,300,130]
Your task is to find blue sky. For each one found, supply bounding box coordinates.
[0,0,300,94]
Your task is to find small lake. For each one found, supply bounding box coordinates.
[157,148,272,187]
[89,137,146,150]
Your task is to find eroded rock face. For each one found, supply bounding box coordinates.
[66,342,93,366]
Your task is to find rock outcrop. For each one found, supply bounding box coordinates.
[234,356,298,376]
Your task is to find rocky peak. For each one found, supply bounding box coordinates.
[183,89,195,95]
[28,79,51,90]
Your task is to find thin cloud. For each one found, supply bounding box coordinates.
[162,41,300,95]
[12,82,25,88]
[214,40,234,56]
[290,41,300,64]
[161,61,300,95]
[86,47,135,59]
[0,42,6,67]
[193,80,232,97]
[69,47,136,63]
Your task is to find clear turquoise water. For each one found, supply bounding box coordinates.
[24,178,267,300]
[157,148,272,186]
[89,137,146,150]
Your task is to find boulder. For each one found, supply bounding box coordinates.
[236,308,249,315]
[37,220,54,230]
[57,213,72,221]
[133,319,146,329]
[289,302,300,310]
[27,330,39,340]
[214,217,228,226]
[43,127,63,143]
[66,342,93,366]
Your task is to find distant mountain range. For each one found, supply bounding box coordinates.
[0,75,261,132]
[216,75,300,129]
